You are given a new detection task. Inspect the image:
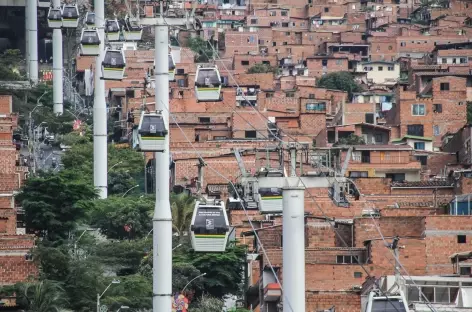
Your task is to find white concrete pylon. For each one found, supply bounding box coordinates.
[93,0,108,198]
[27,0,38,84]
[52,0,63,115]
[283,177,306,312]
[153,23,172,312]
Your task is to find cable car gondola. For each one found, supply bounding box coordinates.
[106,19,121,41]
[137,111,168,152]
[195,64,222,102]
[168,54,176,82]
[101,48,126,81]
[190,201,229,252]
[61,4,79,28]
[80,29,101,56]
[123,18,143,41]
[47,7,63,29]
[85,12,96,27]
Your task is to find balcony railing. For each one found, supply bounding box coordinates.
[351,155,413,164]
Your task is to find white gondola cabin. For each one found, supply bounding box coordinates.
[190,201,229,252]
[85,12,96,27]
[258,187,283,213]
[106,19,121,41]
[80,29,101,56]
[195,64,222,102]
[123,19,143,41]
[168,54,176,81]
[61,5,79,28]
[47,7,63,28]
[365,291,409,312]
[137,111,168,152]
[101,48,126,81]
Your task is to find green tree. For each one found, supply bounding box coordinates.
[0,49,24,81]
[187,37,214,63]
[316,71,362,100]
[95,239,152,275]
[16,171,98,240]
[140,242,246,298]
[101,275,152,310]
[336,133,366,145]
[61,142,144,190]
[88,196,153,240]
[17,281,68,312]
[247,63,277,74]
[192,295,225,312]
[170,193,195,239]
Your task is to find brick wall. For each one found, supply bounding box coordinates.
[306,58,349,78]
[307,291,360,312]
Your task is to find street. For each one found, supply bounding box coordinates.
[20,141,63,172]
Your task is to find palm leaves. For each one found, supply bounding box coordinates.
[170,193,195,239]
[18,280,68,312]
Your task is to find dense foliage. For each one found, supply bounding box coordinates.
[316,71,363,100]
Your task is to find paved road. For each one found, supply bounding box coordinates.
[20,142,63,172]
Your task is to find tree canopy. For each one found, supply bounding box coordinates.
[247,63,277,74]
[316,71,362,99]
[187,37,214,63]
[16,171,97,240]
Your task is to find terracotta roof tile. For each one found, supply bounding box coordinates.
[391,180,454,188]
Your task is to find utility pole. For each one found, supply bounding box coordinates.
[387,236,404,292]
[93,0,108,199]
[282,177,306,312]
[27,0,38,84]
[52,0,63,114]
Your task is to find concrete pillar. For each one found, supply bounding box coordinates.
[282,178,305,312]
[27,0,38,84]
[52,0,63,114]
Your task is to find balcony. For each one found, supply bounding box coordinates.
[236,88,257,101]
[264,283,282,302]
[350,155,413,164]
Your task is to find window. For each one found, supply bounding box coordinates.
[388,66,394,71]
[336,59,343,65]
[408,124,424,136]
[282,22,289,27]
[354,272,363,278]
[250,19,257,24]
[176,68,185,75]
[440,82,450,91]
[262,61,270,65]
[282,42,288,45]
[412,104,425,116]
[378,66,383,71]
[349,171,368,178]
[285,32,290,36]
[306,103,326,111]
[241,60,249,66]
[365,113,375,124]
[199,117,210,123]
[401,42,406,46]
[442,58,447,64]
[214,136,227,140]
[177,79,185,87]
[386,173,405,182]
[286,93,295,98]
[266,93,273,98]
[460,267,471,276]
[433,125,440,136]
[433,104,442,113]
[258,39,264,45]
[324,7,329,12]
[308,94,315,99]
[269,11,276,16]
[416,155,427,166]
[281,10,288,16]
[458,235,467,244]
[336,255,359,264]
[245,131,257,138]
[460,57,467,64]
[414,142,425,150]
